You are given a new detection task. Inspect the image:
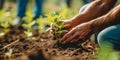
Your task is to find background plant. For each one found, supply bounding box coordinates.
[5,49,13,58]
[96,43,120,60]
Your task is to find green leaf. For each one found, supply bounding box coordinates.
[24,30,33,37]
[5,49,13,57]
[0,32,5,37]
[1,21,10,28]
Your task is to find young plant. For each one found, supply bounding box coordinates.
[24,30,37,41]
[24,30,33,37]
[5,49,13,58]
[22,20,35,30]
[1,21,10,29]
[47,12,68,41]
[0,32,5,38]
[0,21,10,38]
[51,22,67,40]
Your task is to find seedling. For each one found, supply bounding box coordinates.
[24,30,33,37]
[47,12,68,42]
[22,20,36,30]
[51,22,67,40]
[1,21,10,29]
[0,32,5,38]
[5,49,13,57]
[24,30,37,41]
[0,29,9,38]
[0,21,10,38]
[22,10,39,30]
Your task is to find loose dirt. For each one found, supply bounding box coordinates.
[0,26,98,60]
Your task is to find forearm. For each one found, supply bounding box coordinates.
[71,0,117,26]
[90,4,120,32]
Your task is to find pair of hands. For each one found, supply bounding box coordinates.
[59,20,94,44]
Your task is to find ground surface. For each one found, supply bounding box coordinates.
[0,26,98,60]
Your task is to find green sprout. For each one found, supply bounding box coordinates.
[1,21,10,29]
[24,30,37,41]
[5,49,13,58]
[47,12,68,41]
[22,20,35,30]
[24,30,33,37]
[0,32,5,38]
[0,21,10,38]
[51,22,67,40]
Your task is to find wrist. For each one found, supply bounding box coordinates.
[87,21,97,33]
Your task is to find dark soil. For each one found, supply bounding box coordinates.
[0,26,98,60]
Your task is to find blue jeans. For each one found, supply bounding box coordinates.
[98,25,120,50]
[65,0,90,8]
[17,0,43,19]
[66,0,72,8]
[0,0,4,9]
[79,4,120,50]
[83,0,91,4]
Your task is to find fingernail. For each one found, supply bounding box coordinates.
[59,40,62,43]
[62,41,66,44]
[70,41,74,43]
[60,39,64,42]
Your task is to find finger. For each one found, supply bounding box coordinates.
[79,32,87,39]
[62,24,71,30]
[58,20,65,23]
[58,20,67,25]
[61,30,74,42]
[62,32,79,44]
[61,33,70,42]
[70,31,87,43]
[83,31,92,40]
[77,31,90,43]
[70,39,76,43]
[79,30,90,39]
[70,37,80,43]
[62,32,79,43]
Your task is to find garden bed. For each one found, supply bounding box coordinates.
[0,26,98,60]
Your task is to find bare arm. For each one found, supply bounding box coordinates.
[70,0,117,27]
[61,0,120,43]
[61,4,120,43]
[90,4,120,33]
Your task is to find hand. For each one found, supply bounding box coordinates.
[61,22,93,44]
[59,20,73,31]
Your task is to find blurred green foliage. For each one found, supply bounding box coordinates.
[96,43,120,60]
